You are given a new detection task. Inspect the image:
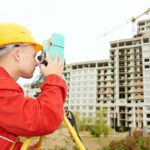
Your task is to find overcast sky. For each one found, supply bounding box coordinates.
[1,0,150,85]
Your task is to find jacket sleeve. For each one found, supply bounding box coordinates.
[0,74,67,136]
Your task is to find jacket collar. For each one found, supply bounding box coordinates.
[0,66,14,80]
[0,66,23,92]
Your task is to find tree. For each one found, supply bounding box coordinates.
[90,108,111,137]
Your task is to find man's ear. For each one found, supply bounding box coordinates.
[13,48,20,61]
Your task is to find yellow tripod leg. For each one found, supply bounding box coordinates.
[21,136,44,150]
[64,116,86,150]
[20,115,86,150]
[20,137,32,150]
[37,136,45,150]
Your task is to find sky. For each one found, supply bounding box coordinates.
[0,0,150,85]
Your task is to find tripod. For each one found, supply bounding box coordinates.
[20,115,86,150]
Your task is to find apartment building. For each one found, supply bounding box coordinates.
[63,60,114,118]
[63,60,115,126]
[63,19,150,131]
[24,18,150,132]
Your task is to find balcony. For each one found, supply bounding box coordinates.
[135,110,143,113]
[128,117,133,120]
[134,82,143,86]
[134,89,143,92]
[135,117,143,121]
[127,111,133,113]
[134,95,144,99]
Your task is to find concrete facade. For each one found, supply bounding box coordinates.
[63,19,150,131]
[24,19,150,132]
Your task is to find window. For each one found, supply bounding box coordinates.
[147,114,150,118]
[145,65,150,69]
[76,106,80,110]
[83,100,86,103]
[146,107,150,111]
[147,122,150,126]
[70,106,74,109]
[143,38,149,43]
[88,106,93,110]
[82,106,86,110]
[144,58,150,62]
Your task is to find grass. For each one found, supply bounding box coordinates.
[82,136,124,150]
[20,128,128,150]
[40,129,127,150]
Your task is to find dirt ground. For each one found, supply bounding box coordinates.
[30,127,128,150]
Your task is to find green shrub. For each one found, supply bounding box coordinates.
[119,127,125,132]
[102,130,150,150]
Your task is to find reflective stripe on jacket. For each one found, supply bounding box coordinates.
[0,128,22,149]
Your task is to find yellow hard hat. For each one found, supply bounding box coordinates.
[0,23,43,52]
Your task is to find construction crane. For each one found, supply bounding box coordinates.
[97,8,150,39]
[131,8,150,34]
[131,8,150,23]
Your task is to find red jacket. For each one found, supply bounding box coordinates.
[0,67,67,149]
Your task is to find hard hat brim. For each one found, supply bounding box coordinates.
[0,42,43,52]
[34,43,43,52]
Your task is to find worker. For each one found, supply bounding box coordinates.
[0,23,67,149]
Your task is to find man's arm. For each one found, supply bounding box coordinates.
[0,74,67,136]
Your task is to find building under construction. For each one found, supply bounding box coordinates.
[62,18,150,132]
[24,18,150,133]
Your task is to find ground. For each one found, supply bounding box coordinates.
[29,127,128,150]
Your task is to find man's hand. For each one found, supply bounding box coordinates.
[40,55,63,77]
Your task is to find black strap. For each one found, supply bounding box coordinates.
[66,111,82,142]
